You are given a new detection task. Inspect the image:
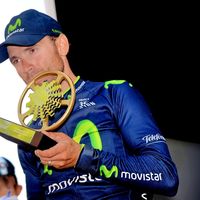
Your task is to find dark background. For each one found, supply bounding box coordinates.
[55,1,198,143]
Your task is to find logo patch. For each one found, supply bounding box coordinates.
[7,18,21,34]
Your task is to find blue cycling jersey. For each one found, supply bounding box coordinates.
[18,77,179,200]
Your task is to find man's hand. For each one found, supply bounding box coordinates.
[34,131,82,169]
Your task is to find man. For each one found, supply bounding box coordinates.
[0,157,22,200]
[0,9,179,199]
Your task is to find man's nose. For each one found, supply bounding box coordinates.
[21,59,34,72]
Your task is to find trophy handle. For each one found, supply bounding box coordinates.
[18,71,76,131]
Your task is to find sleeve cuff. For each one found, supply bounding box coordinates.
[75,145,99,175]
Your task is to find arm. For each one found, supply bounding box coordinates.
[34,81,179,196]
[76,81,179,196]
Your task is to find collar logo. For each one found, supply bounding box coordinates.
[7,18,21,35]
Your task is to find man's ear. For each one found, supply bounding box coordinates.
[55,33,69,56]
[16,184,22,196]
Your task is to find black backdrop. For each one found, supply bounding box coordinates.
[55,1,198,143]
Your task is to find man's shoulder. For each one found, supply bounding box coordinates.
[86,79,130,90]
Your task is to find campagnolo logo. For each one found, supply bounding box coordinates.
[142,133,166,145]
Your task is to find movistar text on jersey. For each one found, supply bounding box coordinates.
[121,171,162,181]
[47,171,162,194]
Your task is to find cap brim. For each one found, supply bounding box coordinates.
[0,43,9,63]
[0,34,46,63]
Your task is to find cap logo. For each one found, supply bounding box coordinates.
[7,18,22,34]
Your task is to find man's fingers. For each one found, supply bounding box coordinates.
[41,131,69,142]
[34,139,68,159]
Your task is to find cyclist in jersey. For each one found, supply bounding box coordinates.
[0,9,178,200]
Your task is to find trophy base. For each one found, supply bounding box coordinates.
[0,117,57,150]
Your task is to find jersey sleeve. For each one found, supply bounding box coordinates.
[18,146,45,200]
[76,81,179,196]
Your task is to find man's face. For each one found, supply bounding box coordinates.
[0,176,21,198]
[7,36,64,84]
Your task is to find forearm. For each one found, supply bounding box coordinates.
[75,145,179,196]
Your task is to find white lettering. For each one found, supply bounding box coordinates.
[47,183,60,194]
[145,173,150,181]
[121,171,130,179]
[142,134,166,144]
[76,81,85,93]
[141,193,147,200]
[79,174,88,183]
[121,171,162,182]
[79,100,96,109]
[59,181,67,189]
[47,173,102,194]
[67,177,76,186]
[6,28,24,38]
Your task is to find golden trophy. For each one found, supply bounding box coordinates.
[0,71,75,150]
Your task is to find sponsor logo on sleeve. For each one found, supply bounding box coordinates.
[142,133,166,145]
